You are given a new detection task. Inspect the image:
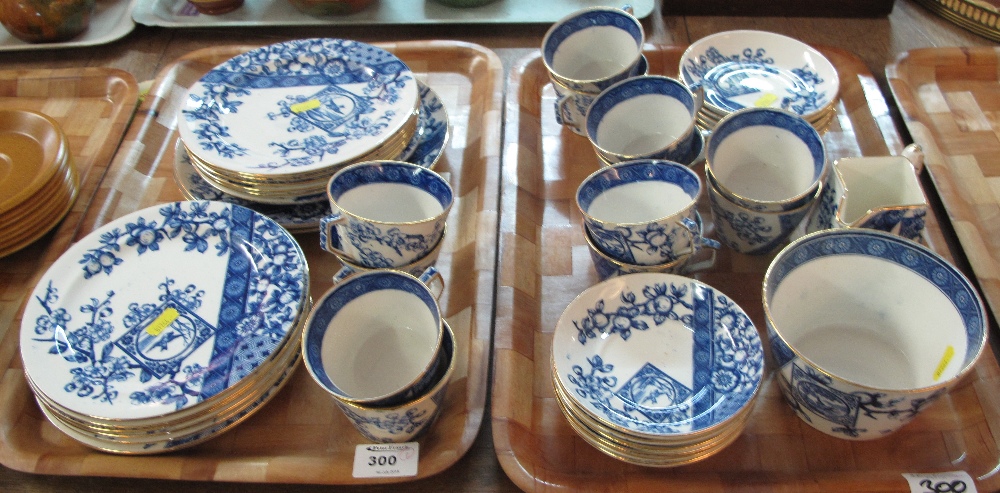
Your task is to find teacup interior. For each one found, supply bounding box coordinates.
[596,95,692,155]
[838,157,925,223]
[321,289,439,399]
[586,180,695,224]
[711,126,817,202]
[336,183,445,222]
[552,27,639,80]
[769,255,968,390]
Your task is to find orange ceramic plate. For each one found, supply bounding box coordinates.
[0,109,68,214]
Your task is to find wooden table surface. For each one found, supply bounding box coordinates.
[0,1,996,491]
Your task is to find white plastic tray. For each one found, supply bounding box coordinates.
[0,0,137,52]
[132,0,654,27]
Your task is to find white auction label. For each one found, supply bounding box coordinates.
[902,471,976,493]
[352,443,419,478]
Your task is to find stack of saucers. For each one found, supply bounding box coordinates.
[20,201,310,454]
[551,273,764,466]
[679,30,839,133]
[0,109,78,258]
[177,38,425,206]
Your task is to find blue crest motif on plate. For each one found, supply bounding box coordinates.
[553,274,763,436]
[21,201,309,420]
[179,38,418,175]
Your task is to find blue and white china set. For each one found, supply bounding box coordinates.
[19,12,987,463]
[542,6,987,466]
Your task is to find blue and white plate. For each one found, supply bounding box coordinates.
[20,201,310,421]
[398,82,450,169]
[178,38,419,176]
[679,30,838,120]
[174,82,449,230]
[551,273,763,438]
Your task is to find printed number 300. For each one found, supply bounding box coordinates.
[369,455,398,467]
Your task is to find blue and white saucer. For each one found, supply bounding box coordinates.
[20,201,310,423]
[174,82,450,230]
[178,38,420,177]
[679,30,838,122]
[551,273,763,439]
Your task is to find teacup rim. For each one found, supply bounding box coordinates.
[301,269,445,405]
[576,159,701,227]
[541,5,645,86]
[326,159,454,226]
[705,107,828,209]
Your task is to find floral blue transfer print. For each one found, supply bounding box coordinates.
[183,38,414,170]
[31,202,306,412]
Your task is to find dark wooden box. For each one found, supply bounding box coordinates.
[662,0,896,17]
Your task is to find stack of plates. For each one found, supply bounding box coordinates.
[679,30,840,133]
[177,38,425,206]
[551,273,764,466]
[0,109,78,258]
[174,81,450,233]
[20,201,310,454]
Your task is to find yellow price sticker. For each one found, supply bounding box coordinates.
[754,93,779,108]
[145,307,179,337]
[290,99,321,114]
[933,345,955,381]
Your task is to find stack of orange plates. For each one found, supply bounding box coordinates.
[0,109,77,258]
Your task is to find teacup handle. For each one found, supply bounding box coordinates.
[692,84,705,116]
[621,4,633,15]
[319,213,350,257]
[680,247,718,275]
[418,266,445,300]
[680,216,721,251]
[555,94,575,127]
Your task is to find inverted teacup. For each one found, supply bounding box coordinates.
[320,160,453,269]
[706,107,827,213]
[542,5,645,94]
[301,269,445,408]
[585,75,703,164]
[763,228,987,440]
[805,144,927,242]
[576,159,703,266]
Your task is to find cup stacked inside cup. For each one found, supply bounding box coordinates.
[177,38,423,206]
[318,159,454,281]
[679,30,840,133]
[542,6,646,136]
[705,107,828,255]
[576,159,718,280]
[551,273,764,466]
[302,269,455,443]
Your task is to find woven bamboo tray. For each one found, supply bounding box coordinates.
[888,46,1000,376]
[0,40,503,485]
[492,45,1000,492]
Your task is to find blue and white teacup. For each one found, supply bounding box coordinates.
[331,320,456,443]
[584,212,717,281]
[553,55,649,136]
[705,107,828,213]
[331,226,447,284]
[585,75,704,165]
[301,269,446,409]
[320,160,453,269]
[542,5,645,94]
[707,169,819,255]
[805,144,927,243]
[763,228,987,440]
[576,159,706,266]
